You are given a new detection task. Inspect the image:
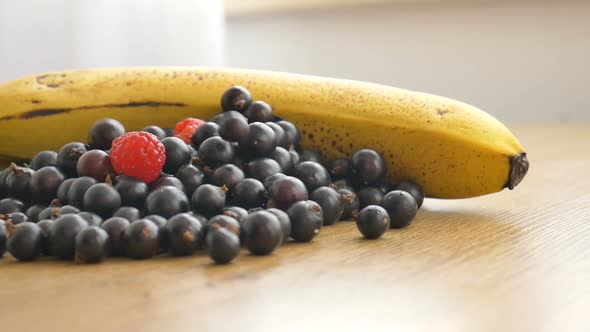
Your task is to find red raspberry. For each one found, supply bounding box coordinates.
[174,118,204,144]
[110,131,166,184]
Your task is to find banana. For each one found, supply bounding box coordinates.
[0,67,528,198]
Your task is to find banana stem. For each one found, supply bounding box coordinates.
[507,153,529,190]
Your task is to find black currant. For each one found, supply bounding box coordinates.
[231,178,266,210]
[221,85,252,113]
[5,163,34,201]
[67,176,97,207]
[207,215,240,235]
[164,213,203,256]
[114,175,149,209]
[123,219,159,259]
[357,186,384,209]
[276,121,301,148]
[338,188,359,220]
[266,208,291,244]
[0,198,25,214]
[294,161,330,191]
[56,178,75,204]
[381,190,418,228]
[150,175,185,193]
[240,122,276,157]
[37,219,53,255]
[26,204,45,223]
[266,122,288,148]
[88,118,125,150]
[242,211,282,255]
[223,206,248,225]
[267,176,308,211]
[77,211,103,227]
[328,158,351,180]
[161,137,192,174]
[394,180,424,208]
[300,150,323,164]
[57,142,88,177]
[0,220,5,257]
[59,205,80,215]
[83,183,122,219]
[211,164,245,190]
[7,221,43,261]
[289,149,300,166]
[145,186,190,219]
[191,184,227,218]
[246,158,282,182]
[142,125,167,140]
[197,136,235,168]
[263,173,287,191]
[100,217,130,256]
[351,149,386,186]
[176,164,205,196]
[356,205,390,239]
[113,206,142,222]
[49,213,88,259]
[270,147,295,175]
[286,200,323,242]
[2,212,28,225]
[218,111,250,143]
[75,226,109,263]
[310,186,351,226]
[206,225,241,264]
[30,150,58,170]
[30,166,65,204]
[332,179,355,192]
[190,122,219,148]
[76,149,113,181]
[244,101,273,123]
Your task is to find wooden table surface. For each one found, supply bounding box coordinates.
[1,125,589,332]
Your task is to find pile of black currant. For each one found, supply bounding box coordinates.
[0,85,423,264]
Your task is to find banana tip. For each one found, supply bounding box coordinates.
[507,152,529,190]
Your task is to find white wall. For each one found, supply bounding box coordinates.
[226,1,590,124]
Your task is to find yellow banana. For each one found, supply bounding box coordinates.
[0,67,528,198]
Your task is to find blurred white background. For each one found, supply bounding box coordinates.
[1,0,588,124]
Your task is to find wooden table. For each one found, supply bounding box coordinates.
[1,125,589,332]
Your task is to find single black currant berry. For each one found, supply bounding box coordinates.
[242,211,282,255]
[266,122,288,148]
[286,200,323,242]
[100,217,130,256]
[191,184,227,218]
[142,125,167,140]
[218,111,250,143]
[289,149,300,166]
[223,206,248,225]
[211,164,245,190]
[88,118,125,150]
[0,167,11,198]
[150,175,185,193]
[294,161,330,192]
[357,186,384,209]
[113,206,142,222]
[161,137,192,174]
[356,205,390,239]
[0,198,25,214]
[0,220,5,257]
[267,176,308,211]
[244,101,273,123]
[49,213,89,259]
[221,85,252,113]
[190,122,219,148]
[163,128,174,138]
[56,178,76,204]
[83,183,122,219]
[26,204,45,223]
[30,166,65,204]
[37,219,53,255]
[145,186,190,219]
[276,121,301,148]
[123,219,159,259]
[164,213,204,256]
[75,226,109,263]
[394,180,424,208]
[198,136,235,168]
[207,215,240,235]
[59,205,80,215]
[329,158,351,180]
[240,122,277,157]
[246,158,282,182]
[77,211,103,227]
[68,176,97,207]
[270,147,295,175]
[2,212,28,225]
[263,173,287,191]
[266,208,291,244]
[176,164,205,196]
[7,221,43,261]
[37,201,61,221]
[381,190,418,229]
[351,149,386,186]
[338,188,359,220]
[310,186,352,226]
[231,178,266,210]
[5,163,34,201]
[206,225,241,264]
[30,150,58,170]
[114,175,149,209]
[57,142,88,177]
[299,150,323,164]
[332,179,355,192]
[76,150,113,181]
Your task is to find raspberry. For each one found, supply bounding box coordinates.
[110,132,166,184]
[174,118,204,144]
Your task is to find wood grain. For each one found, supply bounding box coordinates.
[1,125,589,332]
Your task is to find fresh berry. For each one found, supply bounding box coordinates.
[77,211,103,227]
[7,221,43,261]
[356,205,390,239]
[221,85,252,113]
[240,122,276,157]
[123,219,159,259]
[270,147,295,175]
[163,128,174,137]
[75,226,109,263]
[59,205,80,215]
[244,101,273,123]
[223,206,248,225]
[294,161,330,191]
[286,200,323,242]
[357,186,384,209]
[88,118,125,150]
[0,167,11,198]
[100,217,130,256]
[57,142,88,177]
[351,149,386,186]
[191,184,227,218]
[206,225,241,264]
[25,204,45,223]
[4,163,34,201]
[198,136,235,168]
[145,186,190,219]
[113,206,142,222]
[0,220,5,257]
[332,179,355,192]
[142,125,167,140]
[300,150,323,164]
[67,177,96,207]
[164,213,203,256]
[76,150,113,181]
[161,137,192,174]
[150,175,185,192]
[49,214,88,259]
[267,176,308,211]
[112,175,148,209]
[288,149,300,166]
[145,214,169,251]
[218,111,250,143]
[190,122,219,148]
[338,188,359,220]
[30,166,65,204]
[207,215,240,235]
[266,208,291,244]
[211,164,245,190]
[263,173,287,191]
[110,132,166,184]
[247,158,282,182]
[0,198,25,214]
[175,164,205,196]
[329,159,351,180]
[37,219,53,255]
[2,212,28,225]
[310,186,352,225]
[381,190,418,228]
[174,118,205,144]
[38,202,61,221]
[83,183,122,219]
[242,211,282,255]
[394,181,424,208]
[30,150,58,170]
[276,121,301,148]
[56,178,76,204]
[231,178,266,210]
